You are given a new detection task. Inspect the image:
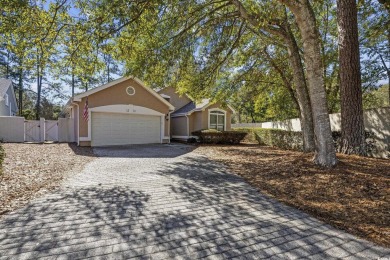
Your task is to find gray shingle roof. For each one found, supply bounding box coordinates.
[171,98,213,116]
[0,78,12,98]
[172,101,196,115]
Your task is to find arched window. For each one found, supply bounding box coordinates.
[209,110,226,131]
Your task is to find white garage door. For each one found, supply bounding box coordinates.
[91,112,161,146]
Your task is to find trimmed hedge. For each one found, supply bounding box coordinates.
[254,128,303,151]
[0,144,4,175]
[236,128,376,153]
[232,127,258,143]
[192,129,247,144]
[332,131,377,154]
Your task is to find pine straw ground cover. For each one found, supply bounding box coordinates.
[0,143,95,217]
[195,144,390,247]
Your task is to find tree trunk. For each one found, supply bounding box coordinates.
[71,70,75,98]
[279,0,337,167]
[385,6,390,106]
[35,65,41,120]
[282,24,316,152]
[107,62,110,83]
[250,111,255,123]
[5,50,10,78]
[18,68,23,116]
[229,0,316,152]
[379,0,390,107]
[337,0,366,155]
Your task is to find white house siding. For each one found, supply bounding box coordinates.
[0,116,25,142]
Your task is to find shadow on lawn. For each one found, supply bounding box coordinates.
[0,155,387,259]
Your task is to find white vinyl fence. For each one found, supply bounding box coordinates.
[233,107,390,158]
[0,117,75,143]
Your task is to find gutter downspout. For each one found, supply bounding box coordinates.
[185,114,189,138]
[168,111,172,143]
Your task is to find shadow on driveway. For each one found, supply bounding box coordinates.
[0,149,388,259]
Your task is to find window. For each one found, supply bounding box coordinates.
[126,86,135,96]
[4,94,9,107]
[209,110,225,131]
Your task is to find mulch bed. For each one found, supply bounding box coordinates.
[0,143,95,217]
[195,144,390,247]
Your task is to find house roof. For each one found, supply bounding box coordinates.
[72,76,174,111]
[157,86,193,101]
[172,101,196,115]
[171,98,236,116]
[0,78,12,99]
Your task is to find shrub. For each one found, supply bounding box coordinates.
[232,127,258,143]
[192,129,247,144]
[254,128,303,151]
[332,131,376,154]
[240,128,377,153]
[187,137,197,143]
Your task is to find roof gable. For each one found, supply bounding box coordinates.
[172,99,235,116]
[158,86,192,111]
[73,77,174,110]
[0,78,12,98]
[0,79,18,110]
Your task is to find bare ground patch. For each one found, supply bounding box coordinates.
[0,143,95,217]
[195,144,390,247]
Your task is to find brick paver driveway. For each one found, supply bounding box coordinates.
[0,144,389,259]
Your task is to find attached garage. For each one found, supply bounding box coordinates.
[65,77,174,147]
[91,113,161,146]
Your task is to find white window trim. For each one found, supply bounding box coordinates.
[126,86,136,96]
[208,108,227,131]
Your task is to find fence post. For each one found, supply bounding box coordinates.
[40,118,45,142]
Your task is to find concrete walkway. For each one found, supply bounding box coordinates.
[0,144,389,259]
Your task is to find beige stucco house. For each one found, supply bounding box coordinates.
[64,77,173,147]
[158,86,235,140]
[64,77,234,146]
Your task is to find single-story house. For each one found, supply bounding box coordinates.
[0,78,18,116]
[64,77,174,147]
[158,87,235,140]
[63,77,234,146]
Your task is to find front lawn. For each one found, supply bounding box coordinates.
[195,144,390,247]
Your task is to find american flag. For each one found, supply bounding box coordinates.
[83,97,89,121]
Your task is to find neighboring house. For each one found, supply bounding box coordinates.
[0,79,18,116]
[64,77,174,147]
[158,86,235,140]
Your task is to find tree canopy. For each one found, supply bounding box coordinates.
[1,0,389,165]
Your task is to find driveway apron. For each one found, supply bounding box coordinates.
[0,144,389,259]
